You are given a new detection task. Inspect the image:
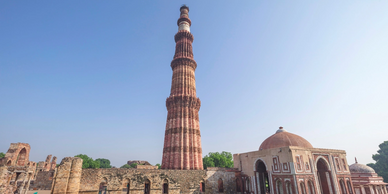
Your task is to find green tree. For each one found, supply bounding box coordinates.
[74,154,100,169]
[155,163,161,169]
[95,158,112,168]
[367,141,388,182]
[0,152,5,158]
[120,164,131,169]
[130,163,138,168]
[203,151,233,169]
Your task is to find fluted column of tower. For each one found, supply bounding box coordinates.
[161,5,203,170]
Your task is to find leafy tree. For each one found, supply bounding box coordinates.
[0,152,5,158]
[155,163,161,169]
[130,163,138,168]
[367,141,388,182]
[95,158,112,168]
[74,154,100,169]
[120,164,131,169]
[203,151,233,169]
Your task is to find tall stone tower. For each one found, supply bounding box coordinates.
[161,5,203,170]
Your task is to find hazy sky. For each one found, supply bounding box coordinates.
[1,1,387,167]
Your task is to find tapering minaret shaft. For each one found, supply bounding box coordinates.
[162,5,203,170]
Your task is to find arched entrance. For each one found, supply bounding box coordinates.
[317,159,334,194]
[218,178,224,192]
[163,179,169,194]
[256,160,270,194]
[98,178,107,194]
[16,148,27,166]
[122,178,130,194]
[144,179,151,194]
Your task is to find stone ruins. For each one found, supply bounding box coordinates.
[1,5,387,194]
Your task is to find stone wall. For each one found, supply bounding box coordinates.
[51,157,238,194]
[136,165,158,170]
[30,170,55,190]
[205,168,238,194]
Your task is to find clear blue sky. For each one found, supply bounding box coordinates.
[1,1,387,167]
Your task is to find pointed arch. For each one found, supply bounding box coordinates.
[16,148,27,166]
[276,179,284,194]
[218,178,224,192]
[163,179,169,194]
[255,159,270,194]
[285,181,293,194]
[316,158,334,194]
[123,178,130,194]
[144,179,151,194]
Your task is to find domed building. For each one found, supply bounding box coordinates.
[234,127,354,194]
[349,159,387,194]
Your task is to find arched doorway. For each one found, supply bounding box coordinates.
[163,179,169,194]
[300,182,307,194]
[98,178,107,194]
[285,181,293,194]
[317,159,334,194]
[256,160,270,194]
[144,179,150,194]
[218,178,224,192]
[122,178,130,194]
[277,179,284,194]
[7,160,12,166]
[16,148,27,166]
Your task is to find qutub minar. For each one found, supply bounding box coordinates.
[161,5,203,170]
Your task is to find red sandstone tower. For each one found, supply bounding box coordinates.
[161,5,203,170]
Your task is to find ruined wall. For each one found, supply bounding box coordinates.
[52,157,238,194]
[0,166,14,194]
[136,165,158,170]
[3,143,31,166]
[206,168,238,194]
[0,143,35,194]
[30,171,55,190]
[78,168,208,194]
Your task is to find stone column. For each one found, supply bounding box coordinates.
[66,157,83,194]
[22,173,33,194]
[52,157,73,194]
[17,172,27,194]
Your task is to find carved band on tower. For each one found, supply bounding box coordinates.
[161,5,203,170]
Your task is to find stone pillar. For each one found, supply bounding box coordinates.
[52,157,74,194]
[22,173,33,194]
[17,172,28,194]
[66,157,82,194]
[361,185,365,194]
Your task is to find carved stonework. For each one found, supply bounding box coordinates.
[161,6,203,170]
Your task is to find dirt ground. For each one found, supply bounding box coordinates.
[27,190,51,194]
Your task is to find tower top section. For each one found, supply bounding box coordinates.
[178,5,191,32]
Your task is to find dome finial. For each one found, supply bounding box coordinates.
[355,157,358,164]
[276,126,287,133]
